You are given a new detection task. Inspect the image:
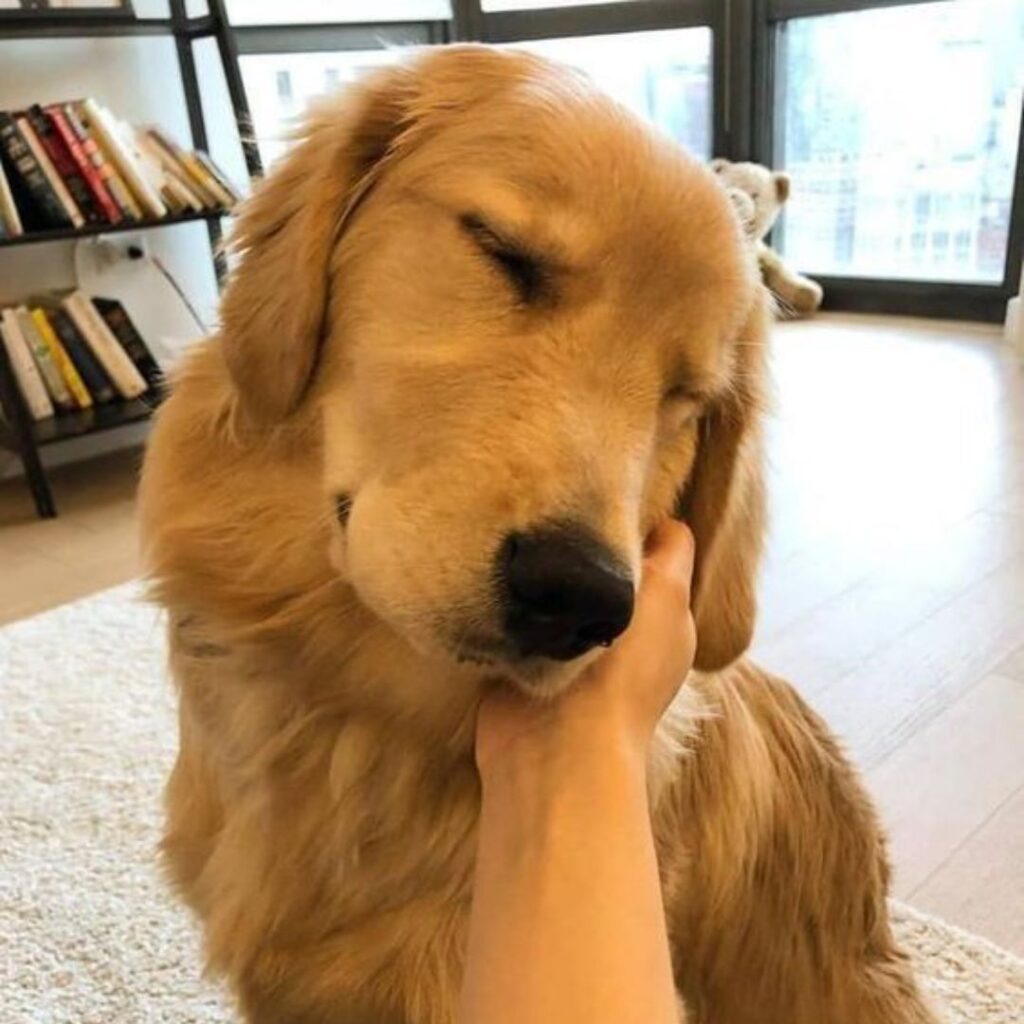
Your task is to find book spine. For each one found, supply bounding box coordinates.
[63,292,147,399]
[16,306,75,411]
[1,310,54,420]
[0,156,24,236]
[48,307,116,404]
[181,154,228,207]
[138,132,205,211]
[93,298,164,392]
[148,128,220,207]
[160,175,193,214]
[194,149,241,206]
[64,102,140,222]
[16,115,84,229]
[31,307,92,409]
[27,105,103,226]
[0,111,72,229]
[82,99,166,219]
[45,105,120,225]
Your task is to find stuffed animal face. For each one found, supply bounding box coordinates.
[710,159,791,242]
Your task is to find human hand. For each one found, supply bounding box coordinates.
[476,519,696,780]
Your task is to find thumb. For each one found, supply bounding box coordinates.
[643,519,695,591]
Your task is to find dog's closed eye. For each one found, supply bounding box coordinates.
[664,385,696,403]
[459,212,550,305]
[334,493,353,526]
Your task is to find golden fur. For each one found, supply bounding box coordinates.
[140,46,935,1024]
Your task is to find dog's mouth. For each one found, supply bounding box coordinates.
[448,633,512,669]
[444,629,601,696]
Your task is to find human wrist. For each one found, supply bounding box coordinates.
[478,705,649,801]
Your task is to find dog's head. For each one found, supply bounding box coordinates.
[219,46,767,694]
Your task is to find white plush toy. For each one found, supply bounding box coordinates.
[711,158,823,318]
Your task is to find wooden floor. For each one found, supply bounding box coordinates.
[1,313,1022,955]
[750,312,1024,956]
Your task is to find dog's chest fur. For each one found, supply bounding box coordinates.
[165,611,703,1022]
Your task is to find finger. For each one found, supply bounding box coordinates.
[643,519,695,586]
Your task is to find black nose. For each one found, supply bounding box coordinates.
[499,528,634,661]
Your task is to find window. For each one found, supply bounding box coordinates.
[954,229,974,265]
[511,27,712,159]
[241,51,403,167]
[776,0,1024,283]
[914,194,931,227]
[275,70,294,108]
[226,0,1022,315]
[483,0,640,7]
[226,0,451,23]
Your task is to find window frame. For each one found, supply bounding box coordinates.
[757,0,1024,321]
[228,0,1024,323]
[233,21,443,55]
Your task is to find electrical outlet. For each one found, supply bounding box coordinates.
[92,231,149,267]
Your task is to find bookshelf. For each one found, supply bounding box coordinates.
[0,0,262,519]
[0,209,226,249]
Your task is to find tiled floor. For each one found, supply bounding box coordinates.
[1,312,1022,954]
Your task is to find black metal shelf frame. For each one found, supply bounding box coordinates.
[0,0,262,518]
[0,209,228,249]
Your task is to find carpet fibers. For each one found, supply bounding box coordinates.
[2,585,1022,1023]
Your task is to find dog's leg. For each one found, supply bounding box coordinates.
[658,664,937,1024]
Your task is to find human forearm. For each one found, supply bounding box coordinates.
[460,726,679,1024]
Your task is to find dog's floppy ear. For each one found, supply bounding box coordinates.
[679,297,768,671]
[219,63,419,424]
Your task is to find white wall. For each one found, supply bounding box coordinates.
[0,20,247,478]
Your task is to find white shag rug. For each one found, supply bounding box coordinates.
[2,585,1023,1024]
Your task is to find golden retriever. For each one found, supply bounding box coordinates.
[139,45,936,1024]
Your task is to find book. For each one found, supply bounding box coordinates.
[0,308,54,421]
[46,306,116,404]
[134,131,205,213]
[0,156,24,237]
[93,297,163,392]
[64,102,140,222]
[162,173,198,214]
[45,105,122,225]
[142,128,219,210]
[128,131,187,215]
[31,307,93,409]
[145,128,223,208]
[131,126,192,215]
[62,291,147,399]
[193,149,242,206]
[15,305,76,412]
[15,115,85,229]
[82,98,166,219]
[26,105,103,226]
[0,112,72,230]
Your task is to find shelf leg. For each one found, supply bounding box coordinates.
[0,345,57,519]
[20,441,57,520]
